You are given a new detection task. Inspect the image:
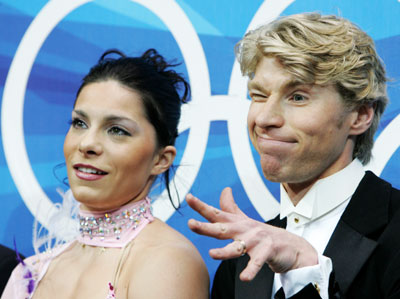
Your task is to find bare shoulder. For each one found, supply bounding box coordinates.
[135,218,208,274]
[129,218,209,299]
[141,218,200,248]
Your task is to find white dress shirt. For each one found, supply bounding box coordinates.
[271,159,366,298]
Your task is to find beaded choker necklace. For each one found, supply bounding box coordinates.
[77,197,153,248]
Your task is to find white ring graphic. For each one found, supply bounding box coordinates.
[227,0,399,219]
[365,113,400,175]
[2,0,211,227]
[2,0,90,230]
[2,0,399,230]
[227,0,295,220]
[133,0,211,221]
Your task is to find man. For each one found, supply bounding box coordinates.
[187,13,400,298]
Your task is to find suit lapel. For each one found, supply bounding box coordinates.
[324,171,390,293]
[235,216,287,299]
[324,220,377,293]
[233,172,391,297]
[235,256,274,299]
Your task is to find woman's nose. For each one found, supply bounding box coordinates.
[78,130,103,156]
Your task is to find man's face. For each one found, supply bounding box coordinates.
[247,56,356,187]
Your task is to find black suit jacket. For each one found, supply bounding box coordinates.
[211,171,400,298]
[0,244,22,296]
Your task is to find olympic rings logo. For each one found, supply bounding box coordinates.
[2,0,399,231]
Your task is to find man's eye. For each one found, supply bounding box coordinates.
[292,94,305,102]
[251,94,267,101]
[108,126,131,136]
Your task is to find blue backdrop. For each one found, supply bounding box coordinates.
[1,0,399,282]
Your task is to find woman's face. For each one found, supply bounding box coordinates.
[64,80,174,211]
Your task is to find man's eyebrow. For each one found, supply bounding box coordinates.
[247,79,307,93]
[247,80,265,92]
[283,79,307,91]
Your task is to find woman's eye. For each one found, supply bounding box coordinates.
[71,118,87,129]
[108,126,131,136]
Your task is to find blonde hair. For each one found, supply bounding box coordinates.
[236,12,388,164]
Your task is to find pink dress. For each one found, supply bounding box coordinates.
[1,198,154,299]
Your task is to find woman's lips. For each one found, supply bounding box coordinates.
[73,164,108,181]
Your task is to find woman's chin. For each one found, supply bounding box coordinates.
[71,190,109,211]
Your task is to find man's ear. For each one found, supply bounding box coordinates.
[151,145,176,175]
[349,103,375,136]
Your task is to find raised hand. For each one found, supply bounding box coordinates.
[187,187,318,281]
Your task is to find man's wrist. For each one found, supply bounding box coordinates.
[278,254,332,299]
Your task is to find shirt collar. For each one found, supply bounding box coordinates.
[280,159,365,221]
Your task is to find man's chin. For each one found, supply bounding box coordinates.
[260,156,285,182]
[262,172,285,183]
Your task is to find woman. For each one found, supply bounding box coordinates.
[0,244,23,296]
[2,49,209,298]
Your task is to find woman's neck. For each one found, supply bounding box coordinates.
[77,197,154,248]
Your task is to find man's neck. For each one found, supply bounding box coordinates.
[283,157,354,206]
[283,180,317,206]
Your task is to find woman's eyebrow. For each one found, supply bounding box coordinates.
[73,111,136,123]
[104,115,137,124]
[72,109,88,118]
[103,115,140,131]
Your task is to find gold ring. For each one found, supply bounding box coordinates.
[235,239,247,256]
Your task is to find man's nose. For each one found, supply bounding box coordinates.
[255,97,284,128]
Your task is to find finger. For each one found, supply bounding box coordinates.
[187,219,235,240]
[186,193,228,223]
[239,255,267,281]
[239,246,273,281]
[209,239,247,260]
[219,187,246,217]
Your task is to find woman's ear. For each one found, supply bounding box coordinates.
[349,103,375,136]
[151,145,177,175]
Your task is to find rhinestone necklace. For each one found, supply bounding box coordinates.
[77,197,153,248]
